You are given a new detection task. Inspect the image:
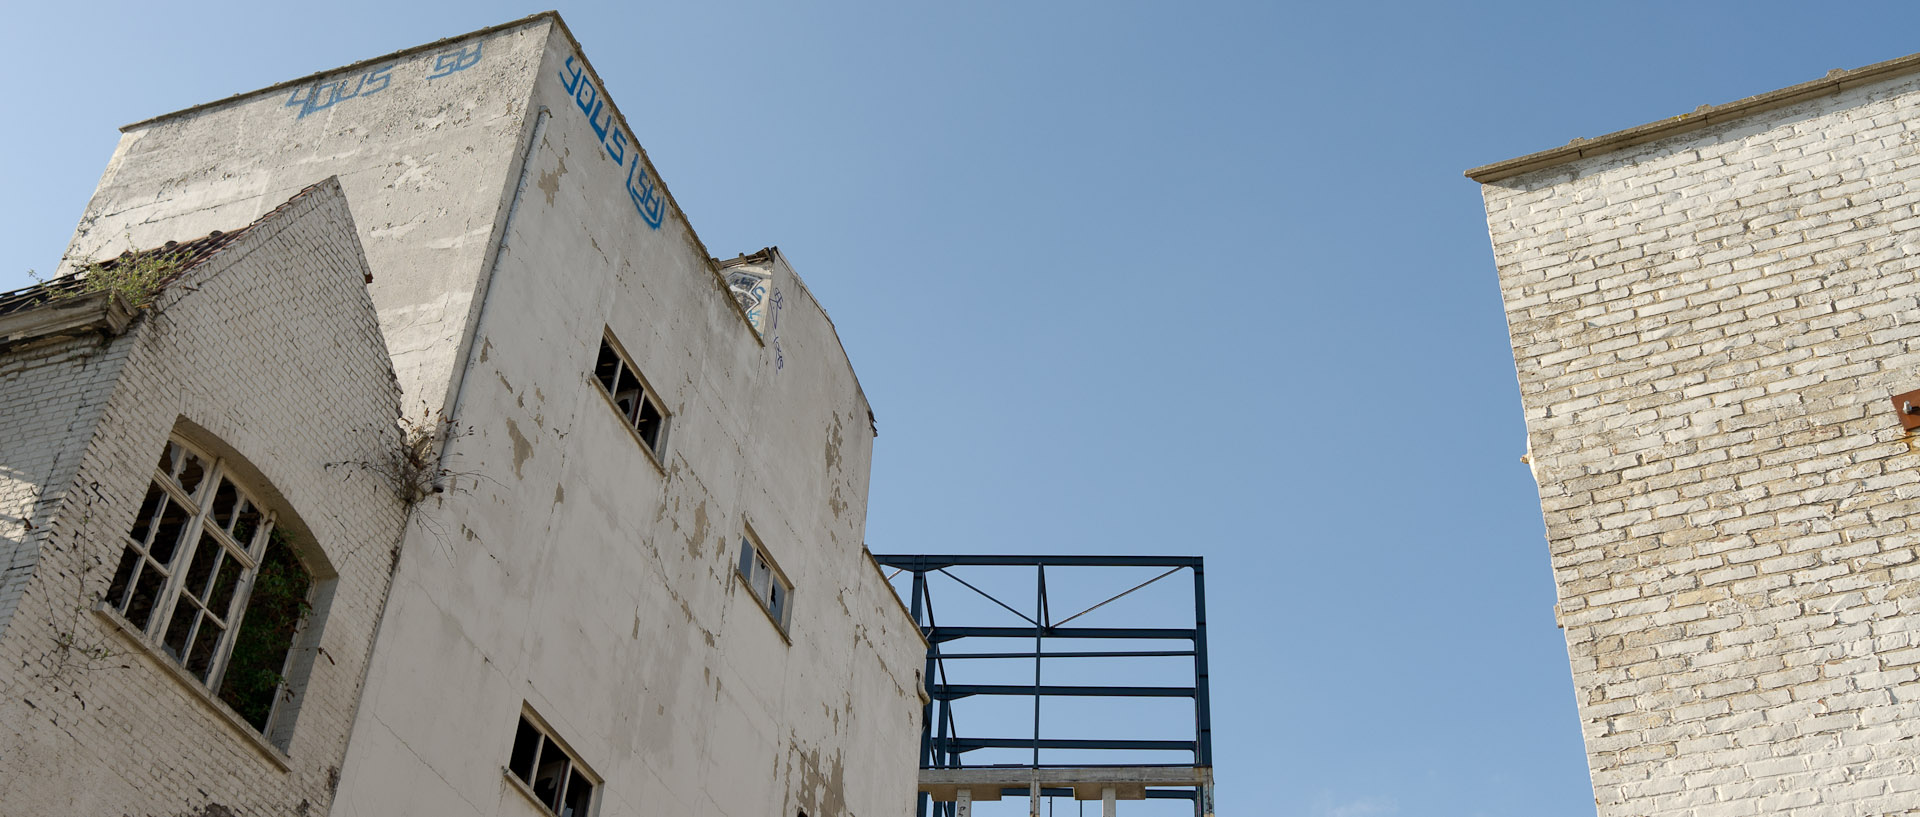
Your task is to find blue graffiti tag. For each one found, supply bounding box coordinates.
[286,65,393,119]
[558,55,660,229]
[427,42,484,80]
[770,288,785,370]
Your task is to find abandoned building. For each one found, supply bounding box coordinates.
[0,12,927,817]
[1471,53,1920,815]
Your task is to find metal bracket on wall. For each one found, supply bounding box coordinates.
[1892,388,1920,431]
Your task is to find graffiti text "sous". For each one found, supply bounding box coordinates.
[557,55,665,230]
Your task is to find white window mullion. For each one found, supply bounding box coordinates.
[150,508,211,640]
[202,565,261,693]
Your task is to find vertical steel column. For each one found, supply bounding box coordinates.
[1032,565,1047,817]
[1192,562,1212,817]
[913,570,931,817]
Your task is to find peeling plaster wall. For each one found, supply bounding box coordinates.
[47,16,925,817]
[1481,71,1920,815]
[62,18,549,415]
[318,21,924,817]
[0,182,411,816]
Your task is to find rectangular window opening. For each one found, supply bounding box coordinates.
[736,531,793,632]
[592,334,669,460]
[507,710,599,817]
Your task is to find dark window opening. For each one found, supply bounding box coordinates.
[591,335,669,459]
[108,436,324,747]
[508,711,599,817]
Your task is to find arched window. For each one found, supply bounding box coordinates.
[104,436,320,743]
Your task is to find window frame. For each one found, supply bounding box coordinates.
[98,435,321,754]
[736,526,793,635]
[505,708,600,817]
[590,331,671,468]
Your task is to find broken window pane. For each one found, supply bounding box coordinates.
[593,340,623,392]
[507,712,597,817]
[187,617,223,680]
[593,332,670,457]
[738,535,792,631]
[106,549,141,608]
[217,532,311,730]
[612,377,642,423]
[532,736,569,810]
[126,566,166,629]
[184,532,222,600]
[164,600,199,659]
[509,717,541,782]
[119,436,326,745]
[210,478,243,531]
[209,550,245,614]
[129,483,168,547]
[147,496,191,565]
[635,394,663,448]
[175,448,207,496]
[562,768,594,817]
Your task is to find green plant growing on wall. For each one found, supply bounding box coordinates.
[27,236,194,311]
[327,404,477,506]
[72,250,183,309]
[218,529,313,731]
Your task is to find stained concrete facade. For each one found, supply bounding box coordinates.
[5,12,925,817]
[0,179,412,815]
[1473,55,1920,815]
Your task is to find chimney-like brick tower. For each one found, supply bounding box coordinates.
[1472,57,1920,815]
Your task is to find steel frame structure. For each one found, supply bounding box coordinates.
[872,554,1213,817]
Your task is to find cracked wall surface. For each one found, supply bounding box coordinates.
[1479,67,1920,815]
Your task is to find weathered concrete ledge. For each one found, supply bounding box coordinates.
[0,291,133,349]
[1465,50,1920,183]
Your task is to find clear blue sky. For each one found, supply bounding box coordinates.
[9,3,1920,815]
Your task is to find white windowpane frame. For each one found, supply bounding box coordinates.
[102,435,322,746]
[506,709,599,817]
[591,333,669,460]
[105,439,273,689]
[736,531,792,632]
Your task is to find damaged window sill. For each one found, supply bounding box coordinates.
[734,571,792,645]
[504,765,567,816]
[93,605,293,771]
[590,375,669,478]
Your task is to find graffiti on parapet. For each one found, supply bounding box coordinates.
[286,66,393,119]
[556,55,666,230]
[427,43,483,80]
[770,288,785,371]
[726,268,773,334]
[285,41,487,119]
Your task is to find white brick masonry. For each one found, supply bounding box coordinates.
[0,180,410,816]
[1481,69,1920,816]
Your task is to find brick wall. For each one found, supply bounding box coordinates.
[0,180,411,816]
[1481,73,1920,815]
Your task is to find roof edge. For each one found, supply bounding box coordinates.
[120,11,561,132]
[1465,50,1920,184]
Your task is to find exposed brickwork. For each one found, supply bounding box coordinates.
[1483,73,1920,815]
[0,180,409,816]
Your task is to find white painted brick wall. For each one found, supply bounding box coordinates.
[0,180,411,816]
[1483,72,1920,816]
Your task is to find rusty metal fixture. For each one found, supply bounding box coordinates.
[1892,389,1920,431]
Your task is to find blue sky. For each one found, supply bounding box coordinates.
[11,2,1920,815]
